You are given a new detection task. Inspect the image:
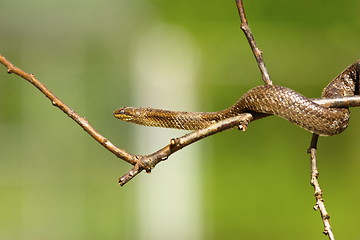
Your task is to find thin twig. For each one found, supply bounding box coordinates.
[235,0,272,85]
[308,134,335,240]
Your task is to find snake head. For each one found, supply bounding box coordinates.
[113,107,141,122]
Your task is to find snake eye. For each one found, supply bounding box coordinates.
[113,108,135,121]
[113,108,127,117]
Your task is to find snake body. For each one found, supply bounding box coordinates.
[114,61,360,136]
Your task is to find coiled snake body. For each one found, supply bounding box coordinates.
[114,61,360,136]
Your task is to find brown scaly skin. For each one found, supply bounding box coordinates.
[114,61,360,136]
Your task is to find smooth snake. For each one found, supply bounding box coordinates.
[114,61,360,136]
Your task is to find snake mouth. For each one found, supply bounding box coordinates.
[116,114,134,121]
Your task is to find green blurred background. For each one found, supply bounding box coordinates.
[1,0,360,239]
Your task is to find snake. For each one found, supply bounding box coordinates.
[114,61,360,136]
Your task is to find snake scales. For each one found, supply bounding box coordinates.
[114,61,360,136]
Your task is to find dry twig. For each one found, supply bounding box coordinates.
[236,0,272,85]
[308,134,335,240]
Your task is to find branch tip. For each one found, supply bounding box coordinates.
[118,165,142,186]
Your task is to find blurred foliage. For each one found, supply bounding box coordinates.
[1,0,360,239]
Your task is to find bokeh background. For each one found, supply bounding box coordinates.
[1,0,360,239]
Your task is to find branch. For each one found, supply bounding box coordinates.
[312,95,360,108]
[236,0,272,85]
[0,54,254,186]
[308,134,335,240]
